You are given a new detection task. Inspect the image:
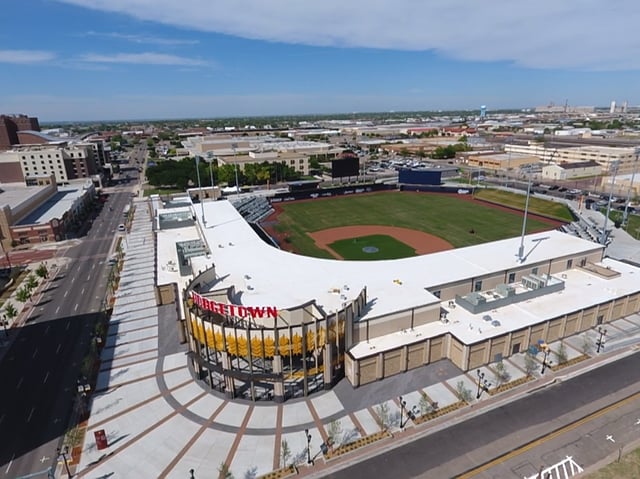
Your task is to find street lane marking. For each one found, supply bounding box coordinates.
[5,454,14,474]
[456,389,640,478]
[74,304,79,312]
[56,343,62,354]
[56,306,60,315]
[17,377,23,389]
[26,407,35,422]
[66,320,70,330]
[44,324,50,334]
[32,347,38,359]
[64,291,68,298]
[81,287,85,295]
[43,371,50,384]
[606,434,615,443]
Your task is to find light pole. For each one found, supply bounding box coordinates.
[57,446,72,477]
[623,149,639,228]
[601,161,619,245]
[304,428,313,465]
[596,326,607,353]
[518,171,533,261]
[540,346,552,375]
[475,369,491,399]
[194,156,206,226]
[399,396,418,429]
[1,314,8,337]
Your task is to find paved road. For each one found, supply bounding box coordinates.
[326,352,640,479]
[0,189,133,479]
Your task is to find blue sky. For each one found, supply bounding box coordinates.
[2,0,640,122]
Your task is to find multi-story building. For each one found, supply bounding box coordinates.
[0,114,40,149]
[505,143,639,174]
[466,152,539,171]
[0,175,95,252]
[0,143,99,185]
[183,135,339,178]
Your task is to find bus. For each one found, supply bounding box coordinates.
[123,204,131,217]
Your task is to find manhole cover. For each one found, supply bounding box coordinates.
[362,246,379,253]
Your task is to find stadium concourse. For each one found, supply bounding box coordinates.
[67,193,640,478]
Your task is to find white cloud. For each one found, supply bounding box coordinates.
[79,52,208,66]
[55,0,640,70]
[0,49,56,64]
[84,31,199,45]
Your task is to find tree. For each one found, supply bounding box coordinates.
[25,274,39,292]
[581,333,594,356]
[16,286,31,303]
[218,462,234,479]
[35,263,49,279]
[418,395,433,415]
[555,341,568,365]
[327,419,343,448]
[280,439,291,468]
[524,351,537,377]
[493,360,511,387]
[3,303,18,322]
[374,402,390,431]
[456,381,473,403]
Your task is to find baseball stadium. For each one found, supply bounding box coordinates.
[152,189,640,403]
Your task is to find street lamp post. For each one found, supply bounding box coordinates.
[540,347,553,375]
[596,326,607,353]
[399,396,418,429]
[1,314,8,337]
[304,428,313,465]
[475,369,491,399]
[57,446,72,477]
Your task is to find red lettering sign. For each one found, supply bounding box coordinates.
[190,292,278,319]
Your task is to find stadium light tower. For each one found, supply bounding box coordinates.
[518,171,533,262]
[601,161,620,245]
[623,148,640,228]
[194,156,206,226]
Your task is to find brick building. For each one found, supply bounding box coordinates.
[0,114,40,149]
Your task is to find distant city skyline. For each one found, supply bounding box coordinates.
[2,0,640,122]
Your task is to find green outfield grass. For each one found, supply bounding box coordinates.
[474,189,574,222]
[329,234,416,260]
[273,191,564,258]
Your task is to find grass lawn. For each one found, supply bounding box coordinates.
[601,209,640,239]
[584,446,640,478]
[329,235,416,260]
[273,192,558,258]
[474,189,574,222]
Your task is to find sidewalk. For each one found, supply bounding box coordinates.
[67,306,640,479]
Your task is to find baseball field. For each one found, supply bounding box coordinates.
[264,190,569,260]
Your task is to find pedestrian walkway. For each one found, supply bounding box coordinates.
[71,307,640,479]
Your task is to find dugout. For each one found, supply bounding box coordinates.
[287,179,321,192]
